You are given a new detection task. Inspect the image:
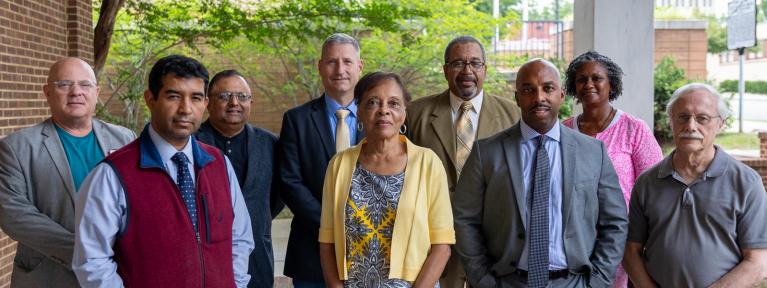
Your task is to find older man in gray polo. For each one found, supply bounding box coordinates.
[623,83,767,287]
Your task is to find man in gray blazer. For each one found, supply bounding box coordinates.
[453,59,627,288]
[0,57,135,287]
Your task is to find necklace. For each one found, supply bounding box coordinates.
[578,106,616,136]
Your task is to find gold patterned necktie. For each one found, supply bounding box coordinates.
[455,101,475,175]
[335,109,351,153]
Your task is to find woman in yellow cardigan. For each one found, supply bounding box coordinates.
[319,72,455,288]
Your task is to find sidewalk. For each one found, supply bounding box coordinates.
[272,218,292,287]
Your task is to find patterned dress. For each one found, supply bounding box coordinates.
[344,163,411,288]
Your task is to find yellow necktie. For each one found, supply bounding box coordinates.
[455,101,475,175]
[335,109,351,153]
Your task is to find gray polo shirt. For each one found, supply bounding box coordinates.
[628,146,767,287]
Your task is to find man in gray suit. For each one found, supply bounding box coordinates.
[0,57,135,287]
[405,36,520,288]
[453,59,627,288]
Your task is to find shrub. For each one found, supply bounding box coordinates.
[653,56,687,142]
[719,80,767,95]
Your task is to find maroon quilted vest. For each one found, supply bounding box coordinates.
[104,135,235,287]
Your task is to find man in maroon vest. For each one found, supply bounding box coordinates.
[72,55,254,287]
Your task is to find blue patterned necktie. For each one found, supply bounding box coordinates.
[171,152,198,232]
[529,135,550,287]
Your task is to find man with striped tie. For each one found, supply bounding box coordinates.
[405,35,521,288]
[452,59,627,288]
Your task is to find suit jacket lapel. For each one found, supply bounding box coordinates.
[430,91,457,169]
[243,125,260,187]
[310,96,334,158]
[560,126,576,227]
[502,124,528,231]
[41,119,76,199]
[476,94,503,139]
[93,119,119,156]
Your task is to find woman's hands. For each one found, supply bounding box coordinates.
[413,244,451,288]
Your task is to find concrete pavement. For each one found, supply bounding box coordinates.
[272,218,291,287]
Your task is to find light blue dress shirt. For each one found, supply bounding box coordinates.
[324,94,358,147]
[517,120,567,271]
[72,125,254,288]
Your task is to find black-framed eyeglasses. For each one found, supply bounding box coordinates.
[446,60,485,71]
[51,80,96,92]
[673,114,722,125]
[217,92,252,102]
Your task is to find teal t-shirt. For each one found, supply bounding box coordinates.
[54,124,105,191]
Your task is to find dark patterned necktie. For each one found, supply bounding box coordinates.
[529,135,550,287]
[171,152,198,232]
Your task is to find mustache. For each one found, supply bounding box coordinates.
[530,104,551,110]
[678,131,704,140]
[173,116,195,123]
[457,75,476,82]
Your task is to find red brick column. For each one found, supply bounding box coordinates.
[743,132,767,189]
[0,1,93,286]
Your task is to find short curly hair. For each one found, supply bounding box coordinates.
[564,51,623,102]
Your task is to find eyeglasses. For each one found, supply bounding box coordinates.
[446,60,485,71]
[51,80,96,92]
[673,114,722,125]
[216,92,252,102]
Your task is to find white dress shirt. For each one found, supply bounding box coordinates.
[449,90,484,132]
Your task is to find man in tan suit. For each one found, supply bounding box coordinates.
[405,35,521,288]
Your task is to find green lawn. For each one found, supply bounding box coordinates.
[661,132,760,155]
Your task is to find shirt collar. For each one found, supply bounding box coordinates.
[449,90,484,115]
[519,118,561,143]
[324,93,358,118]
[657,146,726,179]
[138,123,214,170]
[148,124,194,165]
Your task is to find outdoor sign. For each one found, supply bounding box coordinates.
[727,0,757,50]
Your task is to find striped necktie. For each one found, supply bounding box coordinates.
[455,101,474,176]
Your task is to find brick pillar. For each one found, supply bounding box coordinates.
[67,0,93,63]
[760,132,767,159]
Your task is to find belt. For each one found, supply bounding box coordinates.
[512,269,570,280]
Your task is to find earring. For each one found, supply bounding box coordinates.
[399,124,407,135]
[357,121,364,132]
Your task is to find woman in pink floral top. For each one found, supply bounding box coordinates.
[562,51,663,288]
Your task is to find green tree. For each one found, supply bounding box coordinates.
[653,56,687,142]
[95,0,426,129]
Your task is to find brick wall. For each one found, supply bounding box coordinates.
[655,28,707,80]
[0,0,93,286]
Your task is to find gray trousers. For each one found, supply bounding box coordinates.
[500,272,587,288]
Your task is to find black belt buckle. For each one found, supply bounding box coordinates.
[512,269,570,281]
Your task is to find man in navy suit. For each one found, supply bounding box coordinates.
[279,33,365,287]
[195,69,284,288]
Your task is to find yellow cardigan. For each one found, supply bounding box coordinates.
[318,136,456,281]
